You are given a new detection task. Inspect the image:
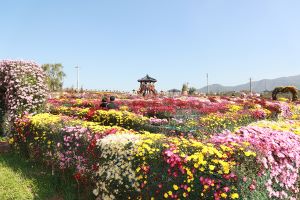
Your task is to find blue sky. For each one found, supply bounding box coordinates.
[1,0,300,91]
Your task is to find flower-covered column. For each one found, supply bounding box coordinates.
[0,60,48,135]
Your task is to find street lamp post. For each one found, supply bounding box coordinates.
[206,73,209,95]
[75,66,79,92]
[250,77,252,94]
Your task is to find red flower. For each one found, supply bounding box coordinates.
[74,172,81,180]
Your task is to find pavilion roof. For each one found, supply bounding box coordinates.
[168,89,181,92]
[138,74,157,83]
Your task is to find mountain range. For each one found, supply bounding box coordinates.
[198,75,300,93]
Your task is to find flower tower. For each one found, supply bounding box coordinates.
[0,60,48,135]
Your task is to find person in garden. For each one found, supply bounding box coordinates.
[100,97,108,108]
[107,96,118,109]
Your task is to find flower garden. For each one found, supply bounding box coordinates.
[1,60,300,199]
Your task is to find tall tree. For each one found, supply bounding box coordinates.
[42,63,66,91]
[181,83,188,93]
[189,87,197,95]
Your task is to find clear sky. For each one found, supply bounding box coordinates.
[1,0,300,91]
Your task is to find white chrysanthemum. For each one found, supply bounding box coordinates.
[93,133,141,198]
[97,133,141,146]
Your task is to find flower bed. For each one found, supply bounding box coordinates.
[93,133,257,200]
[250,120,300,135]
[48,97,231,118]
[212,126,300,199]
[11,111,300,199]
[48,97,296,139]
[48,96,294,119]
[50,106,149,130]
[9,93,300,199]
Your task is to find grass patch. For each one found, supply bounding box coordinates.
[0,152,81,200]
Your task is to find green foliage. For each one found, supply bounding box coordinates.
[181,83,188,93]
[188,87,197,95]
[42,63,66,92]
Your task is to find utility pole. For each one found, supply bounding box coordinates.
[206,73,209,95]
[265,80,267,91]
[250,77,252,94]
[75,66,79,92]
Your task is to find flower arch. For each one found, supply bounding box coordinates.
[272,86,298,102]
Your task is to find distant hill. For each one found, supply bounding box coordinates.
[198,75,300,93]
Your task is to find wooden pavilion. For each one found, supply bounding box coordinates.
[137,75,157,96]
